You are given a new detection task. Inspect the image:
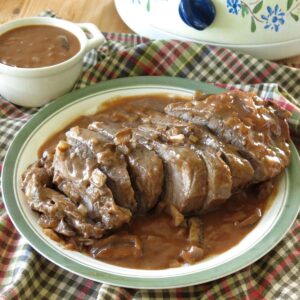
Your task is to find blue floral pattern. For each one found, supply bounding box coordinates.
[225,0,299,33]
[226,0,242,15]
[131,0,300,32]
[261,5,285,32]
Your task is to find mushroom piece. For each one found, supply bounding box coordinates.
[188,217,204,245]
[180,246,204,264]
[234,208,262,228]
[90,234,142,260]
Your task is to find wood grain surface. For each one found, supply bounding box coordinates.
[0,0,132,33]
[0,0,299,67]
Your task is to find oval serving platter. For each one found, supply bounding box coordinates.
[2,76,300,289]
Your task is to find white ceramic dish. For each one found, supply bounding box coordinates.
[0,17,105,107]
[2,77,300,288]
[115,0,300,60]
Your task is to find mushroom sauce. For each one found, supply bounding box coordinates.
[0,25,80,68]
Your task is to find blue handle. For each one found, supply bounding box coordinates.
[179,0,216,31]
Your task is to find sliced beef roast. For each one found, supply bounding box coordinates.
[65,127,137,212]
[22,90,291,244]
[142,111,254,191]
[165,91,290,182]
[133,126,208,214]
[89,122,164,214]
[136,123,232,211]
[52,140,131,230]
[22,162,104,238]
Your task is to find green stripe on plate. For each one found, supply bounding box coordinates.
[2,76,300,288]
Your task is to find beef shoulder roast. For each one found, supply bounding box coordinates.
[88,121,164,214]
[22,161,105,238]
[165,90,290,182]
[65,126,137,213]
[140,111,254,191]
[52,138,131,230]
[21,90,291,247]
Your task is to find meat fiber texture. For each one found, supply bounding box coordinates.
[22,90,291,241]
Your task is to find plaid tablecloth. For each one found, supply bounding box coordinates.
[1,13,300,300]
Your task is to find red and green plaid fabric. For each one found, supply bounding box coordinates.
[1,13,300,300]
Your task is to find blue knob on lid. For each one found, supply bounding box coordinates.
[179,0,216,31]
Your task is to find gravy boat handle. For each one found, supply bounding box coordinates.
[77,23,106,53]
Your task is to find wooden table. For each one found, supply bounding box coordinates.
[0,0,132,33]
[0,0,299,67]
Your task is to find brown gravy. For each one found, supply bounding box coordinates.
[39,94,278,269]
[97,185,275,269]
[0,25,80,68]
[38,94,188,157]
